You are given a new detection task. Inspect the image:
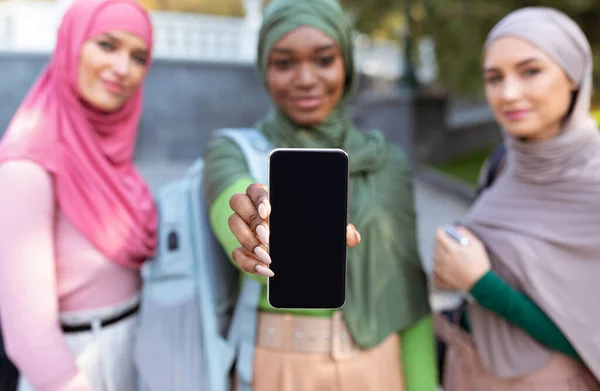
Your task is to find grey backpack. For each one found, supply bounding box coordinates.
[135,128,272,391]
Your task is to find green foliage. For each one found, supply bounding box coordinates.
[428,0,600,96]
[592,108,600,125]
[141,0,600,97]
[340,0,600,97]
[433,147,493,186]
[339,0,402,34]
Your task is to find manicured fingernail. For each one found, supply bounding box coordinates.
[258,203,268,219]
[355,230,361,242]
[255,264,274,277]
[256,225,269,246]
[254,246,271,265]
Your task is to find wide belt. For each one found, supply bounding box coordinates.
[256,311,361,359]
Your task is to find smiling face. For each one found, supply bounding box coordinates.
[77,30,149,113]
[265,26,346,127]
[483,36,577,141]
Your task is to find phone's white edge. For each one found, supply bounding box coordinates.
[266,148,350,311]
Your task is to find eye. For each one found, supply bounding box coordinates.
[522,68,541,77]
[273,58,293,70]
[484,74,502,85]
[132,54,148,66]
[97,40,115,51]
[316,55,335,67]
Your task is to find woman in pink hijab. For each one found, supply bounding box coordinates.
[433,6,600,391]
[0,0,157,390]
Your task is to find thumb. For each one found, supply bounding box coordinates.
[455,226,479,242]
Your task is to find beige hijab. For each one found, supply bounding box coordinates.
[465,7,600,379]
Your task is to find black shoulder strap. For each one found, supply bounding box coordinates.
[474,143,506,198]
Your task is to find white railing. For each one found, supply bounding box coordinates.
[0,1,258,62]
[0,0,437,81]
[0,1,61,52]
[0,12,12,51]
[151,12,255,62]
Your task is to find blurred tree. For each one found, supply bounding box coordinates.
[140,0,600,99]
[338,0,400,34]
[423,0,600,96]
[339,0,600,97]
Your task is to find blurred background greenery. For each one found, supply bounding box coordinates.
[138,0,600,102]
[135,0,600,185]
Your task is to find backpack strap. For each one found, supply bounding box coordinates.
[227,277,262,390]
[475,142,507,198]
[184,158,204,178]
[213,128,271,184]
[211,128,273,391]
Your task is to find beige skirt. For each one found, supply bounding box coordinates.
[235,311,404,391]
[434,313,600,391]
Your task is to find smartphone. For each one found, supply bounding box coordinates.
[267,148,349,309]
[443,224,470,246]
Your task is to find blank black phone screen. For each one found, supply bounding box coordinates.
[267,148,348,309]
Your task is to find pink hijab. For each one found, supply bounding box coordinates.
[465,7,600,380]
[0,0,157,269]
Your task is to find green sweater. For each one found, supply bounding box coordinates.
[209,178,438,391]
[465,270,580,360]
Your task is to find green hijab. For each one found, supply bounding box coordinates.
[256,0,430,348]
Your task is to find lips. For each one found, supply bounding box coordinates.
[291,96,322,110]
[504,109,531,121]
[102,79,125,95]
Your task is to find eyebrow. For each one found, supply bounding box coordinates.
[270,44,336,55]
[483,57,543,73]
[97,32,149,54]
[98,32,117,41]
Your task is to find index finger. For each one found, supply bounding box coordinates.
[246,183,270,219]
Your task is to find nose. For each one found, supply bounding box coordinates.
[111,52,131,77]
[294,63,318,89]
[501,76,522,102]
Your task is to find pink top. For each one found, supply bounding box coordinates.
[0,0,158,270]
[0,2,156,389]
[0,160,141,391]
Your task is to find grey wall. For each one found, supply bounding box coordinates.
[0,52,500,166]
[0,53,274,161]
[137,59,272,161]
[0,53,48,130]
[352,91,502,165]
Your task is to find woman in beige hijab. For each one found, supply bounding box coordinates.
[433,7,600,391]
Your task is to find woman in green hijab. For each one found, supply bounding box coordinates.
[203,0,437,389]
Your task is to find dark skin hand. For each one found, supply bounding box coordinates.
[228,183,361,277]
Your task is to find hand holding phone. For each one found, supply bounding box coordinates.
[434,224,491,292]
[267,148,349,310]
[226,188,361,279]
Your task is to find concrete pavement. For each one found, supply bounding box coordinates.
[414,179,470,311]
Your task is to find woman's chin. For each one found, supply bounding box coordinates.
[286,109,329,127]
